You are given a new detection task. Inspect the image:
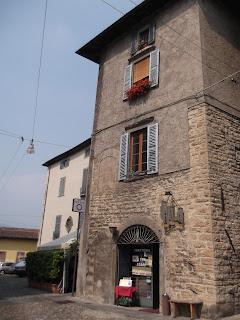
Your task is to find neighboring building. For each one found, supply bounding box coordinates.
[38,138,91,247]
[75,0,240,318]
[0,227,39,262]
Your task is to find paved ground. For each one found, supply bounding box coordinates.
[0,274,239,320]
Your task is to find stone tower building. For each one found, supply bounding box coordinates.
[76,0,240,318]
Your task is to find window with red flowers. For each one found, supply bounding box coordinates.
[123,49,159,100]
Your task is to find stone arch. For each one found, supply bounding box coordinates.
[116,216,161,243]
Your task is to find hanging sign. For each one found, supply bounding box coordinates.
[72,198,85,213]
[161,200,184,231]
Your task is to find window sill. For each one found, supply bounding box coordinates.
[123,172,158,183]
[129,45,155,63]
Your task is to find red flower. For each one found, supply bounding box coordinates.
[126,79,151,100]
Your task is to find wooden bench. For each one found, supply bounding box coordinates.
[169,299,202,319]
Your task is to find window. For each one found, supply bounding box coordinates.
[59,177,66,197]
[118,123,158,180]
[65,216,73,233]
[16,252,25,262]
[85,147,90,158]
[130,128,147,173]
[123,49,159,100]
[0,252,6,262]
[133,57,150,84]
[80,168,88,196]
[131,21,156,55]
[53,215,62,240]
[60,159,69,169]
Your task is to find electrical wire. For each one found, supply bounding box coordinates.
[31,0,48,140]
[0,150,27,193]
[100,0,236,79]
[127,0,237,73]
[0,130,71,148]
[195,70,240,97]
[99,0,124,14]
[0,138,24,186]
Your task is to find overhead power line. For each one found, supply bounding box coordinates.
[101,0,237,79]
[127,0,237,73]
[99,0,124,14]
[0,150,27,193]
[0,129,71,148]
[31,0,48,140]
[0,138,24,187]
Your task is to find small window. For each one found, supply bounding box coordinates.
[0,252,6,262]
[85,147,90,158]
[65,216,73,233]
[59,177,66,197]
[16,252,25,263]
[60,159,69,169]
[131,21,156,55]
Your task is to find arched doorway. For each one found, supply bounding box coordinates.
[117,225,159,309]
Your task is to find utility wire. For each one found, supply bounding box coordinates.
[101,0,237,79]
[0,138,24,187]
[0,130,71,148]
[0,150,27,193]
[31,0,48,140]
[0,128,22,138]
[127,0,237,73]
[99,0,124,14]
[195,70,240,97]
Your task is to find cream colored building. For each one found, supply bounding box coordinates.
[38,138,91,246]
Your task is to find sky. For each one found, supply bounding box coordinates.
[0,0,144,229]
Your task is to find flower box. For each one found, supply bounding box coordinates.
[137,40,148,51]
[125,79,151,100]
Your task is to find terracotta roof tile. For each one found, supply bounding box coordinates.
[0,227,39,240]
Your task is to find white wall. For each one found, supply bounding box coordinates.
[38,147,89,245]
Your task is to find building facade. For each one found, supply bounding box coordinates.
[76,0,240,318]
[38,138,91,246]
[0,227,39,262]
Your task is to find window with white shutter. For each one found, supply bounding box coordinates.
[59,177,66,197]
[131,21,156,55]
[118,123,158,180]
[123,49,159,100]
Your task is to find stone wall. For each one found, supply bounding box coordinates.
[206,105,240,317]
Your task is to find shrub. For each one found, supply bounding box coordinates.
[26,250,64,284]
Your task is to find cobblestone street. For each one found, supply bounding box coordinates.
[0,275,239,320]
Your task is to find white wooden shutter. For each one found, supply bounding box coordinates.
[148,21,156,44]
[147,123,158,175]
[118,133,129,181]
[149,49,159,87]
[123,64,132,100]
[131,32,137,55]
